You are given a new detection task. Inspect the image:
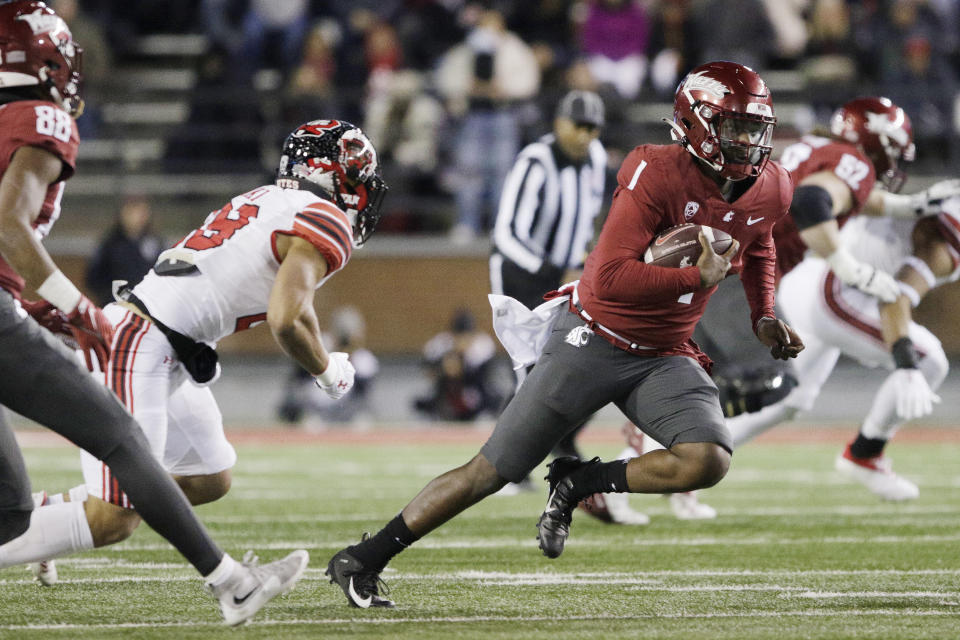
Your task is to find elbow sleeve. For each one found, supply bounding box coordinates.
[790,185,834,230]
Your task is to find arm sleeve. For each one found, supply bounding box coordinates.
[739,227,778,332]
[587,186,701,303]
[492,155,547,272]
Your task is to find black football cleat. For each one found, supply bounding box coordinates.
[536,456,599,559]
[326,539,394,609]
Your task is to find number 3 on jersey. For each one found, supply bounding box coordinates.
[183,202,260,250]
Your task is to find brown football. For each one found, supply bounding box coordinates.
[643,223,734,268]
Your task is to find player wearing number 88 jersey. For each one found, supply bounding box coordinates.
[16,119,386,577]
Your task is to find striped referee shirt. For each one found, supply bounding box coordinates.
[492,134,607,273]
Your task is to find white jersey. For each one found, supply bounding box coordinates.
[132,184,353,344]
[841,213,960,286]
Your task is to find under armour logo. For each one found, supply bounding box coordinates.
[337,381,349,390]
[565,325,593,348]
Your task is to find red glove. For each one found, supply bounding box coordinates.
[66,296,114,371]
[20,298,70,335]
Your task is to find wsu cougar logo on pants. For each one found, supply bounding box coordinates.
[564,325,594,348]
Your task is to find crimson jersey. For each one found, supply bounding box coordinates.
[577,144,792,354]
[772,135,876,278]
[0,100,79,297]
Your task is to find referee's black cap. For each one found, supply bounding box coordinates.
[557,90,605,128]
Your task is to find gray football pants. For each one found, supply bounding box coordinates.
[481,311,731,482]
[0,290,221,575]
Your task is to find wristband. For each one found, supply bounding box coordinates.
[897,281,921,308]
[36,270,82,314]
[900,255,936,288]
[891,337,919,369]
[316,357,339,385]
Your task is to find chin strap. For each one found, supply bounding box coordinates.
[662,118,724,173]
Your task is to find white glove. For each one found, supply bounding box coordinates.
[314,352,356,400]
[881,368,941,421]
[910,179,960,216]
[826,248,900,303]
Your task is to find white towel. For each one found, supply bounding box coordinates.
[488,288,573,370]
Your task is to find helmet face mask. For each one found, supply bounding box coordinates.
[668,61,776,181]
[0,2,84,116]
[276,119,388,246]
[830,97,914,193]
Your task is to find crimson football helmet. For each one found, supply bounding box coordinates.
[829,96,915,193]
[276,119,388,246]
[667,61,776,181]
[0,1,83,116]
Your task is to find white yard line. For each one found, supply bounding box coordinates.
[2,609,960,631]
[90,532,960,552]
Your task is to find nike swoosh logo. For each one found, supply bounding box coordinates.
[746,216,764,226]
[233,586,258,606]
[348,576,372,608]
[654,227,686,246]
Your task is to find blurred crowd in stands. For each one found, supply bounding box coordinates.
[59,0,960,236]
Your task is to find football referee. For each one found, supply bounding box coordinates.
[490,89,607,311]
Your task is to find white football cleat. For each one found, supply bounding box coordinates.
[603,492,650,525]
[207,550,309,626]
[835,446,918,501]
[669,491,717,520]
[28,492,57,586]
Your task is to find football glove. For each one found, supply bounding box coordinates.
[315,351,356,400]
[909,178,960,217]
[882,368,941,421]
[826,248,900,303]
[66,295,114,372]
[20,298,70,335]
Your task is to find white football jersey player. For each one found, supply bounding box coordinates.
[133,185,352,344]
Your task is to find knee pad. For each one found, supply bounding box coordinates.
[0,508,31,544]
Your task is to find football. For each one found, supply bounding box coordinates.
[643,223,734,268]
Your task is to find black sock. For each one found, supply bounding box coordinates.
[349,513,420,572]
[849,434,887,459]
[569,459,629,498]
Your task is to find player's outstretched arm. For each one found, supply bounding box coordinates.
[268,234,355,399]
[0,146,113,369]
[0,147,69,291]
[875,218,954,419]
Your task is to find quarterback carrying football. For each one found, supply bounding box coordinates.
[325,61,803,609]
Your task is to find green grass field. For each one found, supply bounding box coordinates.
[2,431,960,639]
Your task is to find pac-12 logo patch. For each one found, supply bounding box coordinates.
[565,325,594,348]
[684,201,700,219]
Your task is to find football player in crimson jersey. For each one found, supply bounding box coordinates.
[0,0,307,625]
[325,61,803,609]
[638,96,960,515]
[6,118,384,589]
[721,99,960,499]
